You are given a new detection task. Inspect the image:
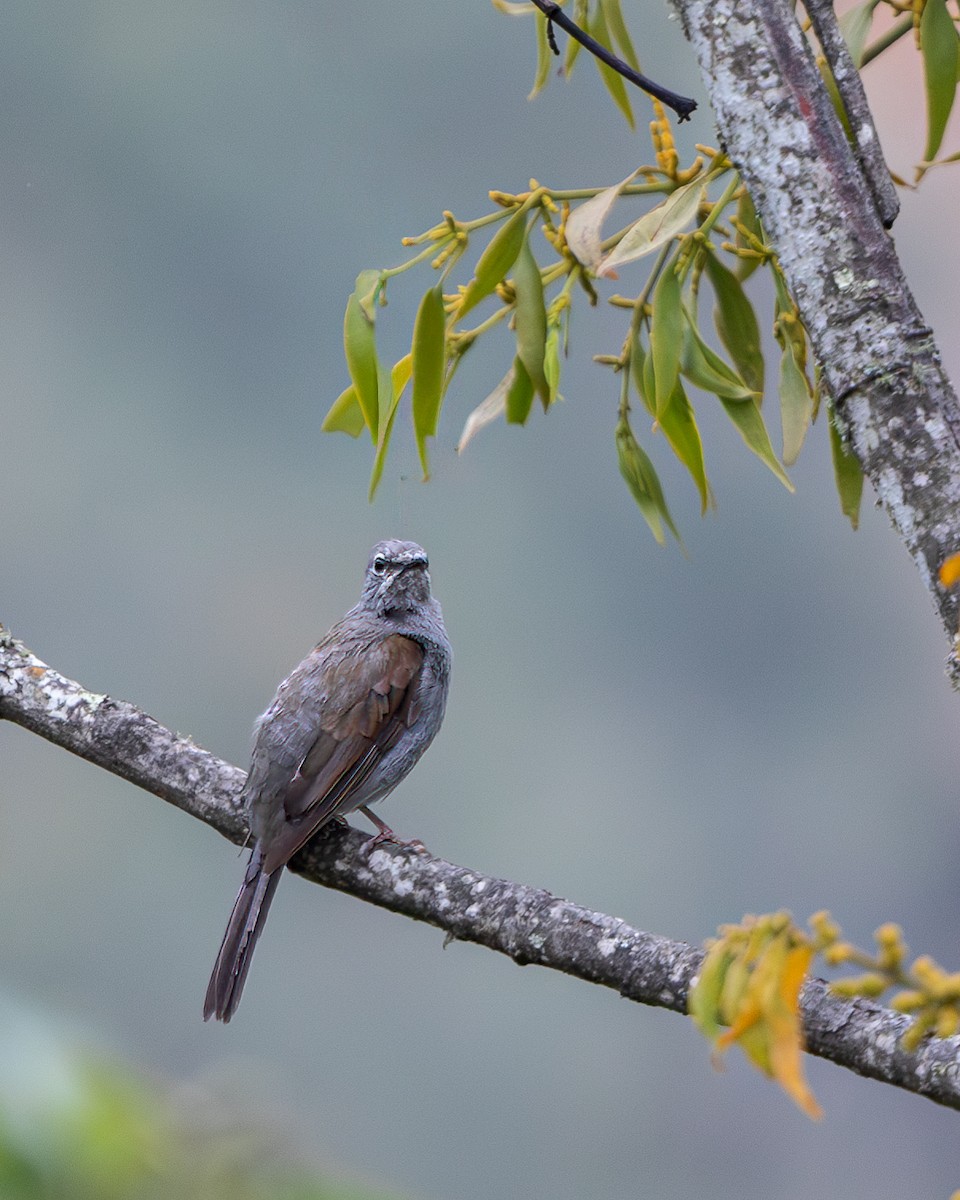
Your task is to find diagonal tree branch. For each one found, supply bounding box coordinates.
[802,0,900,230]
[2,622,960,1110]
[672,0,960,674]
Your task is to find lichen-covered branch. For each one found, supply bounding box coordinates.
[673,0,960,670]
[2,623,959,1109]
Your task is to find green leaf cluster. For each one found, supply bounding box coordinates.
[323,191,569,494]
[321,1,886,537]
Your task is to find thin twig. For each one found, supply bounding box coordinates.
[529,0,698,122]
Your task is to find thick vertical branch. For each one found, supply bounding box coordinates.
[673,0,960,668]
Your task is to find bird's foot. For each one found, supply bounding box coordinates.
[359,806,426,855]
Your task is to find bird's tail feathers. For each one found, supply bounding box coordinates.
[203,845,282,1023]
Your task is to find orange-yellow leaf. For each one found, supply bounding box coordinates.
[939,552,960,587]
[767,943,823,1120]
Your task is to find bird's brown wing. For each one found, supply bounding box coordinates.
[260,634,423,873]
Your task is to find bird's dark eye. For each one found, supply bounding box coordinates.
[372,556,388,575]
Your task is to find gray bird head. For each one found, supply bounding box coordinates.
[361,539,432,615]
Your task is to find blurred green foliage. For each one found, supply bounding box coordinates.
[0,1011,400,1200]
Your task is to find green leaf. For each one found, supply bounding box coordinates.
[659,382,711,514]
[640,340,656,417]
[650,261,683,418]
[565,172,636,272]
[544,324,562,406]
[459,207,528,319]
[321,383,365,438]
[828,409,864,529]
[689,942,736,1040]
[589,3,634,129]
[615,415,681,545]
[680,308,757,401]
[368,355,412,499]
[343,285,380,441]
[354,268,381,321]
[705,250,765,396]
[634,333,711,512]
[564,0,588,75]
[599,176,706,275]
[921,0,960,163]
[840,0,877,69]
[599,0,640,71]
[512,232,550,407]
[530,10,552,99]
[779,344,814,466]
[506,356,534,425]
[411,286,447,479]
[719,396,794,491]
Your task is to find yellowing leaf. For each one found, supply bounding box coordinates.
[939,552,960,588]
[692,915,823,1121]
[565,173,637,272]
[598,177,705,276]
[411,286,447,479]
[921,0,960,165]
[766,943,823,1121]
[321,384,365,438]
[459,207,528,319]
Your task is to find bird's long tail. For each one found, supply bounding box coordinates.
[203,844,283,1022]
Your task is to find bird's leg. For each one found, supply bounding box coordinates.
[358,806,426,854]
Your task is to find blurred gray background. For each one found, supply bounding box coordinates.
[2,1,959,1196]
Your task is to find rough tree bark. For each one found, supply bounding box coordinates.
[3,624,960,1110]
[672,0,960,672]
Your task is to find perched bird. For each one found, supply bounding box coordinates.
[204,539,451,1022]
